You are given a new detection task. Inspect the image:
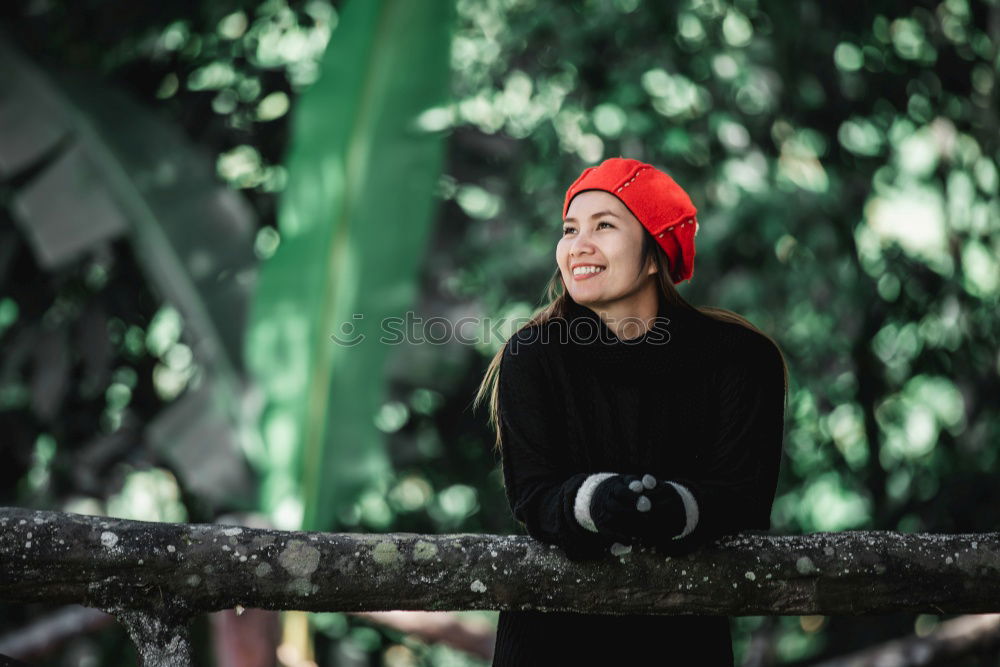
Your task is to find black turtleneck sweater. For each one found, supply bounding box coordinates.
[491,293,786,666]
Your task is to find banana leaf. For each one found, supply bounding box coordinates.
[0,30,261,507]
[245,0,454,531]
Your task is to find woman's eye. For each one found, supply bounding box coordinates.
[562,221,611,235]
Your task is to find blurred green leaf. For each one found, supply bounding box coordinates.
[0,29,261,509]
[246,0,454,531]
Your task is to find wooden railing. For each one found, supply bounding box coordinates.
[2,507,999,666]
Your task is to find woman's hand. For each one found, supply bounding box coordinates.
[590,473,687,547]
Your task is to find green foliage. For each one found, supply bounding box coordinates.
[0,28,260,515]
[245,0,455,532]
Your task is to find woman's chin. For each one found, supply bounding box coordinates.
[570,292,602,308]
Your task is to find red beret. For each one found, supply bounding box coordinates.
[563,157,699,284]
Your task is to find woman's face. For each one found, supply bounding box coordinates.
[557,190,657,311]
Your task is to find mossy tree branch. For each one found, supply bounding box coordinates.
[3,507,1000,665]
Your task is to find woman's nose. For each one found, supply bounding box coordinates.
[571,232,595,254]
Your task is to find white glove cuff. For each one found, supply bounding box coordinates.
[665,481,699,539]
[573,472,617,533]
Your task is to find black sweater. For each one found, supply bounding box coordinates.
[491,293,786,665]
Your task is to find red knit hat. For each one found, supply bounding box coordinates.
[563,157,698,284]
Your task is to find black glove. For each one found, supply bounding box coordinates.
[590,473,687,547]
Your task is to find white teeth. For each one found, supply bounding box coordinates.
[573,266,605,276]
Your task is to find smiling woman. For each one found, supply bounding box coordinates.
[474,157,792,665]
[557,193,660,341]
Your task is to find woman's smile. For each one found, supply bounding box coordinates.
[571,264,607,280]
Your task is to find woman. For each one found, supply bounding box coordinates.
[474,157,789,665]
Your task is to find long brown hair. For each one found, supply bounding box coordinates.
[472,229,790,456]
